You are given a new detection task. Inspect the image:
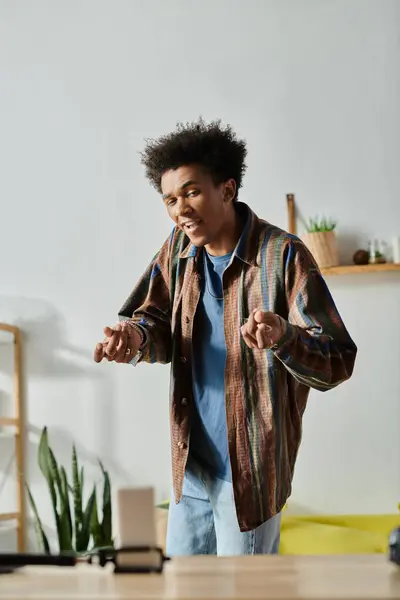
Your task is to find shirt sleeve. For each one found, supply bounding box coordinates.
[273,237,357,391]
[118,233,172,365]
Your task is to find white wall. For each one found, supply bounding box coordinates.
[1,0,399,550]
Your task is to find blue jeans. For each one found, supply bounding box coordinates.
[166,457,281,556]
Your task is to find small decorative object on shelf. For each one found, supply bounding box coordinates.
[368,239,386,264]
[301,216,339,269]
[378,240,387,263]
[353,249,369,265]
[392,236,400,264]
[368,240,376,263]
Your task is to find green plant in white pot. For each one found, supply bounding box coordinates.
[301,215,339,268]
[26,427,113,555]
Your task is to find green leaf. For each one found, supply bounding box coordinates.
[80,466,84,495]
[90,488,102,548]
[58,507,73,552]
[72,445,83,544]
[38,427,50,480]
[60,466,73,541]
[58,508,73,552]
[100,464,112,546]
[26,484,51,554]
[48,448,62,508]
[76,485,96,552]
[46,441,73,552]
[38,427,60,536]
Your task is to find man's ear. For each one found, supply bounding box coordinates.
[223,178,237,203]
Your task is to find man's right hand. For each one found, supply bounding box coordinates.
[94,322,142,364]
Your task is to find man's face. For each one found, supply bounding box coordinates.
[160,164,236,247]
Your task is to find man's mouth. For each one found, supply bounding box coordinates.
[181,219,201,232]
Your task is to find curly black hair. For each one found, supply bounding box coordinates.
[140,118,247,200]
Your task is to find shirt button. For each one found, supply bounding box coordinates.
[181,397,188,406]
[177,441,187,449]
[180,356,187,363]
[185,316,190,324]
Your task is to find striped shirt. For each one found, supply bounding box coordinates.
[119,203,357,532]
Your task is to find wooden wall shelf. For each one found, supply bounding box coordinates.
[285,195,400,277]
[321,263,400,276]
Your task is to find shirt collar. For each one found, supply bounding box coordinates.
[179,203,260,267]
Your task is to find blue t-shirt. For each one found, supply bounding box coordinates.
[190,250,233,481]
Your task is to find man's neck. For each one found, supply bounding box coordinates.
[205,207,244,257]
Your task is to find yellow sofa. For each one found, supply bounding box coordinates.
[279,513,398,555]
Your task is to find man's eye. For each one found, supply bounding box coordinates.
[187,190,199,198]
[167,198,177,207]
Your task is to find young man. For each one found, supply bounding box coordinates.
[94,119,357,556]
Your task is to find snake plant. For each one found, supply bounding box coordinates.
[304,216,337,233]
[26,427,113,554]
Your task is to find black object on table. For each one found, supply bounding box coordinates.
[389,527,400,566]
[0,545,169,575]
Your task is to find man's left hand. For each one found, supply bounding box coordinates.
[240,309,285,350]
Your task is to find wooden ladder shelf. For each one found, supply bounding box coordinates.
[0,322,25,551]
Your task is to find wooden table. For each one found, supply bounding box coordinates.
[0,555,399,599]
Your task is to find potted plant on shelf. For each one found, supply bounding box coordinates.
[26,427,113,555]
[301,216,340,269]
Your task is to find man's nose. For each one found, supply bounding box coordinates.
[175,196,193,217]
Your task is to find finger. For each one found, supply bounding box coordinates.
[106,325,122,357]
[241,309,258,346]
[256,326,265,349]
[256,324,271,349]
[94,343,105,363]
[120,321,133,338]
[240,325,258,349]
[116,328,127,353]
[114,331,129,362]
[106,334,120,357]
[254,310,270,325]
[121,346,134,363]
[246,308,258,336]
[104,326,115,338]
[254,310,276,330]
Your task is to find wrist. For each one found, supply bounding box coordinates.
[128,322,147,351]
[272,318,296,352]
[269,316,288,349]
[126,323,146,367]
